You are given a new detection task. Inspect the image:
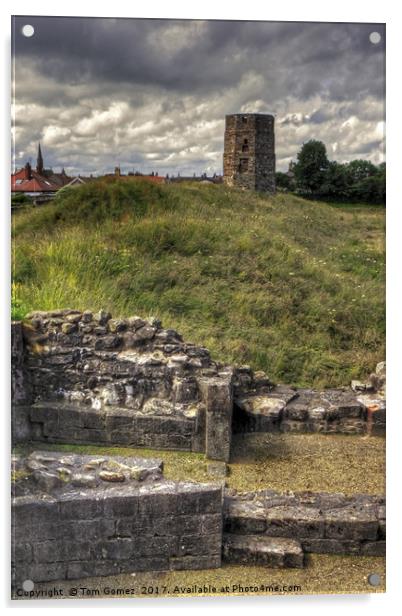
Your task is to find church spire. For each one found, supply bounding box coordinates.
[36,142,44,175]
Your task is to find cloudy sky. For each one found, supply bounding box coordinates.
[12,17,385,176]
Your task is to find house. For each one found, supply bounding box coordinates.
[11,144,71,197]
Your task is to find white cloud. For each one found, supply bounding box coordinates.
[75,102,130,136]
[42,125,71,145]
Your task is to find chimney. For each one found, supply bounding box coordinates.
[24,162,32,180]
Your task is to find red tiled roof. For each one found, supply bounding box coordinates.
[11,168,61,192]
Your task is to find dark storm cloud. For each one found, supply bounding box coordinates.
[11,17,385,175]
[13,18,385,98]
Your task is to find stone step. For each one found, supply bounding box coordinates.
[224,492,382,543]
[222,534,304,568]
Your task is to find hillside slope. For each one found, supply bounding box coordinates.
[12,179,385,387]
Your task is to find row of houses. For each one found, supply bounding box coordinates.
[11,145,223,203]
[11,144,88,201]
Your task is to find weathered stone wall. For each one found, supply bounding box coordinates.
[13,310,234,460]
[12,451,223,584]
[11,322,32,405]
[11,310,386,460]
[233,367,386,436]
[12,451,385,585]
[223,113,276,193]
[223,489,385,559]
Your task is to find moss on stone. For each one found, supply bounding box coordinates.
[11,469,31,483]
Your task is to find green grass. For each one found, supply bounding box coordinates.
[11,178,385,388]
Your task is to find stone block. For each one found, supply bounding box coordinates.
[98,538,134,560]
[284,404,309,421]
[169,554,221,570]
[130,535,178,557]
[265,506,324,538]
[176,533,222,557]
[200,513,223,535]
[152,514,202,536]
[62,519,116,542]
[94,335,122,351]
[194,486,223,514]
[199,375,233,462]
[324,507,378,540]
[13,496,59,527]
[13,542,33,563]
[58,496,104,520]
[360,541,386,556]
[224,502,267,534]
[223,534,304,568]
[301,539,362,554]
[103,493,141,518]
[33,540,64,563]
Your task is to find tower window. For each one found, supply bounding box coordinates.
[242,116,248,124]
[242,139,249,153]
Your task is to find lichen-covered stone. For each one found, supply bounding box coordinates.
[93,310,112,325]
[12,310,385,462]
[12,452,222,584]
[99,470,126,483]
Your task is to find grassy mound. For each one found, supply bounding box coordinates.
[12,178,385,387]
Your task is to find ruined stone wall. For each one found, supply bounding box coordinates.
[223,489,385,563]
[233,367,386,436]
[223,113,276,193]
[13,310,234,461]
[11,322,31,405]
[11,310,385,460]
[12,450,385,585]
[12,451,223,585]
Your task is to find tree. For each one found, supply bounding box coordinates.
[294,140,329,193]
[350,168,385,204]
[320,161,350,200]
[275,171,294,191]
[345,159,377,184]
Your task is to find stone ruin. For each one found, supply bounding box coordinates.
[12,450,222,584]
[12,309,386,456]
[11,309,386,586]
[223,113,276,193]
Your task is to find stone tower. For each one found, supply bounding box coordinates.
[223,113,276,193]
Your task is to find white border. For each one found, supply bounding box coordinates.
[1,1,401,614]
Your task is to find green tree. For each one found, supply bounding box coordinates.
[320,161,350,200]
[343,161,385,204]
[294,140,329,193]
[346,159,377,184]
[275,171,294,191]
